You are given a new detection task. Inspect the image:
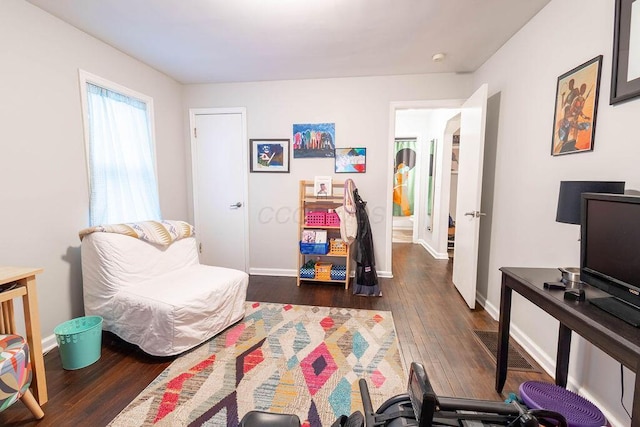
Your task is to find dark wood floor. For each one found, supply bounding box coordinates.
[0,243,552,426]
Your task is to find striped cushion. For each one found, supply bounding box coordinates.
[0,335,32,412]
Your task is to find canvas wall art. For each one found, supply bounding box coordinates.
[293,123,335,158]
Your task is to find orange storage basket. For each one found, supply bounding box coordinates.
[329,239,347,255]
[315,262,332,280]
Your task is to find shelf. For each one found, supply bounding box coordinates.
[300,252,348,258]
[302,197,343,204]
[299,277,348,284]
[297,179,351,290]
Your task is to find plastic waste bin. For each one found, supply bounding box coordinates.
[54,315,103,370]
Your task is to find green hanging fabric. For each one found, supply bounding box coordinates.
[393,138,417,216]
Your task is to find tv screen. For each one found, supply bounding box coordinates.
[581,193,640,324]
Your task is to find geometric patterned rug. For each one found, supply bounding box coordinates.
[109,302,407,427]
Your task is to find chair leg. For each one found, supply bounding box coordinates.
[21,389,44,419]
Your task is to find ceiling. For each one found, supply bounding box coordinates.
[26,0,550,85]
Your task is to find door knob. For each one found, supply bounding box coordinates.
[464,211,486,218]
[230,202,242,209]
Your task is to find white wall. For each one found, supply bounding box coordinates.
[474,1,639,425]
[183,74,473,276]
[0,0,186,341]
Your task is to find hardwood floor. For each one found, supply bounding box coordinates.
[0,243,552,426]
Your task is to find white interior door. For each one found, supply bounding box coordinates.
[452,84,488,309]
[191,108,248,271]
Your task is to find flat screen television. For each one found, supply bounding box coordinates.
[580,193,640,327]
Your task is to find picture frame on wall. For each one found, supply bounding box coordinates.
[550,55,602,156]
[451,146,459,173]
[610,0,640,104]
[335,147,366,173]
[249,139,290,173]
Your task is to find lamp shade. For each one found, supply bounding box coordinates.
[556,181,625,224]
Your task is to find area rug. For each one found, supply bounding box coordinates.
[109,302,407,427]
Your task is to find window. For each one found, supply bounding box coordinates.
[79,71,161,226]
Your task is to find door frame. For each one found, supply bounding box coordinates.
[189,107,250,272]
[386,100,463,276]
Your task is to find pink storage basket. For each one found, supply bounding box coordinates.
[305,211,326,226]
[325,212,340,227]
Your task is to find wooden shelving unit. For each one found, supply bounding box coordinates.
[297,180,351,289]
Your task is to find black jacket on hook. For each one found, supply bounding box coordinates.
[352,189,381,296]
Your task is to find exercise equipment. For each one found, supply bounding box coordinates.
[358,362,567,427]
[240,362,569,427]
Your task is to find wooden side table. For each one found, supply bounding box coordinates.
[0,266,47,405]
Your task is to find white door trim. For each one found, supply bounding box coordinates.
[189,107,249,272]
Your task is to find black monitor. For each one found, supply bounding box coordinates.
[580,193,640,327]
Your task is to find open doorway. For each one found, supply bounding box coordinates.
[387,86,491,311]
[387,104,461,260]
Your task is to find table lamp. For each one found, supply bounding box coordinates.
[555,180,625,288]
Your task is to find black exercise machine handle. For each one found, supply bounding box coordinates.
[359,378,376,427]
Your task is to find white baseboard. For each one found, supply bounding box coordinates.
[249,268,297,277]
[477,294,499,321]
[417,240,449,260]
[42,334,58,354]
[476,297,623,426]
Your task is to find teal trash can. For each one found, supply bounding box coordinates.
[54,316,103,370]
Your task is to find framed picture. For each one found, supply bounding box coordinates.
[313,176,332,197]
[451,145,459,173]
[610,0,640,104]
[335,147,366,173]
[292,123,335,158]
[249,139,290,173]
[550,55,602,156]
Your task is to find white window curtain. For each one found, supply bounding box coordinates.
[86,83,162,226]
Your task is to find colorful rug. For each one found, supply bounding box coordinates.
[109,302,406,427]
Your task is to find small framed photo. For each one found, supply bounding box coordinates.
[249,139,290,173]
[451,146,459,173]
[314,176,332,197]
[550,55,602,156]
[335,148,366,173]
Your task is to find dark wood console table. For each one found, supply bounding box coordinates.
[497,267,640,427]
